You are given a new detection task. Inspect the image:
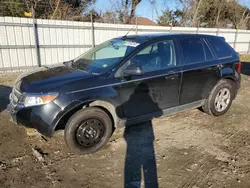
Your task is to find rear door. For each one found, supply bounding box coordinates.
[178,37,220,105]
[116,39,182,119]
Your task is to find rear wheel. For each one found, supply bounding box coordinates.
[64,107,113,154]
[202,79,235,116]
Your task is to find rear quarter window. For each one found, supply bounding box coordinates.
[203,40,215,61]
[206,37,233,58]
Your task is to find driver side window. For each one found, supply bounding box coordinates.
[131,40,176,72]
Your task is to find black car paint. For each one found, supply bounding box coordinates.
[16,66,96,93]
[8,34,241,137]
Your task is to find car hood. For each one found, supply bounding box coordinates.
[15,64,95,93]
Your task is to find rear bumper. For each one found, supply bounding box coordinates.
[7,102,62,137]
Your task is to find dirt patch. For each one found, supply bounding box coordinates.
[0,72,250,188]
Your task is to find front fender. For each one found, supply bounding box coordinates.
[89,99,124,128]
[50,86,122,135]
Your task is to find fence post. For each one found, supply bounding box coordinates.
[196,26,199,34]
[234,29,238,49]
[32,8,41,67]
[91,13,95,48]
[216,28,219,36]
[248,40,250,54]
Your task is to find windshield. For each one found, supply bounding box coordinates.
[73,38,142,74]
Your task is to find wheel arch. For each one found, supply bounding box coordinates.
[220,76,238,99]
[52,99,120,135]
[89,100,120,130]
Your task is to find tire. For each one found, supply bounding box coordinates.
[202,79,235,116]
[64,107,113,155]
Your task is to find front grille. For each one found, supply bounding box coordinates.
[10,88,22,106]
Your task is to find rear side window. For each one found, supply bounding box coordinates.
[206,37,232,58]
[179,38,205,65]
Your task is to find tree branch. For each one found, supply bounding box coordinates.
[50,0,61,19]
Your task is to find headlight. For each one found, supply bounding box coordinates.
[22,93,58,107]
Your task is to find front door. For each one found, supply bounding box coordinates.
[116,39,181,119]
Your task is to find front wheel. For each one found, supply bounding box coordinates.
[202,79,235,116]
[64,107,113,155]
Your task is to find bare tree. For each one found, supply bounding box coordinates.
[102,11,117,23]
[191,0,203,26]
[23,0,96,20]
[108,0,142,24]
[215,0,222,27]
[227,0,250,29]
[50,0,61,19]
[238,7,250,29]
[24,0,42,17]
[172,0,250,29]
[176,0,192,26]
[127,0,142,23]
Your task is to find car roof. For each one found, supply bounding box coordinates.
[116,33,221,41]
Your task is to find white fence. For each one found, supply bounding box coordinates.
[1,16,250,70]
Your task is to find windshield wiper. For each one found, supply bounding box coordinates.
[63,60,74,68]
[67,60,88,72]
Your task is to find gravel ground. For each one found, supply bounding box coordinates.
[0,66,250,188]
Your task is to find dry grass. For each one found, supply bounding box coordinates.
[240,54,250,62]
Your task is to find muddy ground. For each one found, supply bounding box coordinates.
[1,65,250,188]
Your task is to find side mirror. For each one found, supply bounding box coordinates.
[123,64,144,76]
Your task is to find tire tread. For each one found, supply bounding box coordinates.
[202,79,234,116]
[64,107,113,155]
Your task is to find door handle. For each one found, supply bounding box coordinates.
[165,73,178,80]
[206,65,220,71]
[167,71,175,74]
[206,67,216,71]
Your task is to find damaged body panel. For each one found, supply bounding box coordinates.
[8,34,241,154]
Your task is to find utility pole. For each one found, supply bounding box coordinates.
[32,6,41,67]
[91,12,95,48]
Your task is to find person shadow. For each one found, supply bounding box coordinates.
[116,83,162,188]
[241,61,250,76]
[0,85,12,113]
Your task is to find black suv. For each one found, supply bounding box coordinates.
[8,34,241,154]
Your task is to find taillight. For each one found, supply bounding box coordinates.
[237,60,241,73]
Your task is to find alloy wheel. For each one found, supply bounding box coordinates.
[214,88,231,112]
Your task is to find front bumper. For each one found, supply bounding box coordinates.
[7,101,62,137]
